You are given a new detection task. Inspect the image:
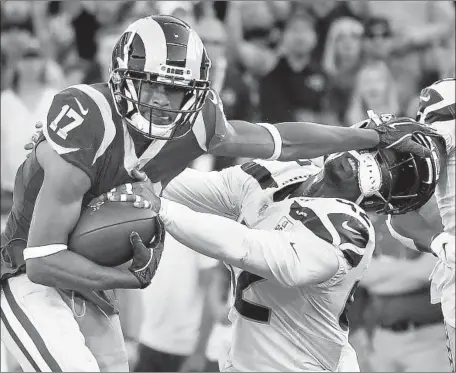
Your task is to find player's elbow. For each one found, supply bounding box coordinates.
[292,255,339,287]
[26,258,53,286]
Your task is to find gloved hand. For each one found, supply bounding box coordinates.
[430,232,455,268]
[128,217,165,289]
[364,111,438,157]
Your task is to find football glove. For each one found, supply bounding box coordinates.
[364,111,438,157]
[128,217,165,289]
[430,232,455,268]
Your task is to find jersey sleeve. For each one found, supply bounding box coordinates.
[43,85,116,184]
[162,165,250,219]
[159,198,342,288]
[286,199,375,287]
[191,89,232,151]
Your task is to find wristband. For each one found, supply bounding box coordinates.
[23,244,68,260]
[257,122,282,161]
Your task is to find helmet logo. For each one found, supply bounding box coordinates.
[116,56,128,69]
[112,71,122,84]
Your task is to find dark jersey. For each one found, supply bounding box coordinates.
[1,83,225,278]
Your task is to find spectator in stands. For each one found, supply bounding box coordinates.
[158,1,196,27]
[345,60,401,126]
[225,1,281,78]
[1,49,14,217]
[360,200,452,372]
[309,0,370,64]
[1,1,34,34]
[322,17,365,126]
[259,11,328,124]
[363,2,454,111]
[1,37,60,195]
[83,26,121,84]
[195,15,253,170]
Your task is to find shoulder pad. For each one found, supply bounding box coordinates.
[44,84,117,162]
[194,89,229,150]
[289,198,373,268]
[43,84,118,183]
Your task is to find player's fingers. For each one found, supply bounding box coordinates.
[133,199,152,209]
[97,193,108,202]
[109,183,134,195]
[398,138,431,157]
[129,231,147,251]
[415,125,437,135]
[108,194,138,202]
[35,120,43,129]
[32,132,40,143]
[132,168,149,182]
[24,143,34,150]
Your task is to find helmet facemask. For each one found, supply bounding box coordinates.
[110,65,210,140]
[357,135,439,215]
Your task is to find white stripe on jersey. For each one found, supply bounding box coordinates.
[125,18,167,73]
[185,29,205,80]
[72,84,117,165]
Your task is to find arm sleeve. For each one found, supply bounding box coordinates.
[159,199,340,287]
[162,166,249,219]
[43,85,116,184]
[192,89,228,151]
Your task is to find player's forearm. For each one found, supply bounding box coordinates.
[27,182,139,290]
[275,122,380,160]
[26,251,139,291]
[387,213,440,253]
[158,199,248,266]
[212,120,380,161]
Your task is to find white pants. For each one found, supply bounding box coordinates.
[220,343,359,372]
[0,274,128,371]
[369,323,452,372]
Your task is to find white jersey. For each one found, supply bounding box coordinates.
[431,115,455,327]
[419,78,455,327]
[164,160,375,371]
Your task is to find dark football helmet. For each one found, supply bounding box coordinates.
[109,15,211,140]
[347,113,444,215]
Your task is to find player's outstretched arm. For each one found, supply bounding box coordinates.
[207,109,437,160]
[209,119,380,160]
[387,212,454,266]
[25,142,142,291]
[138,196,339,287]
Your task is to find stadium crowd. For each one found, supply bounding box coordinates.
[1,1,455,372]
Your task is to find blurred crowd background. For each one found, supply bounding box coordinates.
[1,1,455,372]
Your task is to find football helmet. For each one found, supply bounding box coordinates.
[347,113,444,214]
[109,15,211,140]
[416,78,455,126]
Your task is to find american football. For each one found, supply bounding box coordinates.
[68,199,157,267]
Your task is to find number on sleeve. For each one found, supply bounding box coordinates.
[49,105,84,140]
[234,270,271,324]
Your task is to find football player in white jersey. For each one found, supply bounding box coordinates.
[105,116,444,372]
[387,78,455,371]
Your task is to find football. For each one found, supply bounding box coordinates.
[68,199,157,267]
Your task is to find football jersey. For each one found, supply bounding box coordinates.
[418,78,455,327]
[418,78,455,236]
[0,83,224,277]
[164,159,375,371]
